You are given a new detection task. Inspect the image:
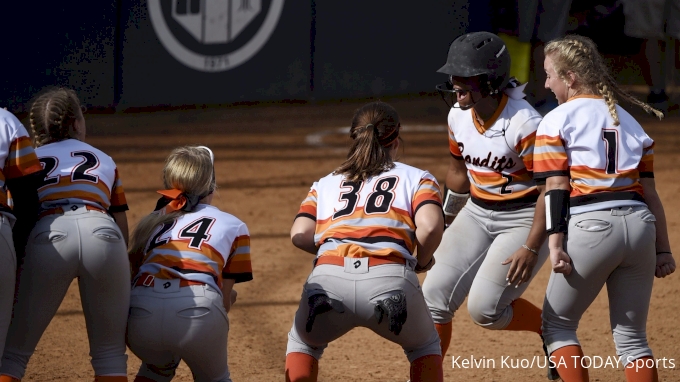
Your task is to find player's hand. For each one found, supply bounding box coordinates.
[655,252,676,278]
[550,248,572,275]
[230,289,238,305]
[415,256,435,274]
[502,246,538,288]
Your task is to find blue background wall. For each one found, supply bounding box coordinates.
[2,0,484,111]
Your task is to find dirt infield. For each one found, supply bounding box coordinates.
[16,95,680,381]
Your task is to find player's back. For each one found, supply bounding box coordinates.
[138,204,252,291]
[536,96,653,214]
[302,162,441,267]
[35,139,124,210]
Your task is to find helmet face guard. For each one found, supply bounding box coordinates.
[435,80,482,110]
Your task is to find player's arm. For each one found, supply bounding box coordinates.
[6,171,42,263]
[220,278,237,313]
[414,203,444,272]
[503,184,548,286]
[111,211,129,246]
[443,156,470,225]
[545,176,572,275]
[290,216,317,255]
[640,178,675,278]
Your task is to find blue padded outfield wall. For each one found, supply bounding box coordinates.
[2,0,481,111]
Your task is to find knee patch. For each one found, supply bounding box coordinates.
[306,293,344,333]
[374,291,408,336]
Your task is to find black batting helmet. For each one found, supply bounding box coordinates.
[437,32,511,92]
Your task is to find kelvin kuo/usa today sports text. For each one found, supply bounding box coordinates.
[451,354,676,372]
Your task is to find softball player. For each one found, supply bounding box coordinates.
[126,146,252,382]
[424,31,555,378]
[0,109,42,371]
[285,101,444,382]
[536,35,674,382]
[0,89,130,382]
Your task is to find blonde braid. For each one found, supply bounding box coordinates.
[28,88,83,147]
[546,35,664,121]
[598,82,620,125]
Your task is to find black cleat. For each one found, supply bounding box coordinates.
[541,335,561,381]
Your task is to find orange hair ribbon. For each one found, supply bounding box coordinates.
[156,189,188,215]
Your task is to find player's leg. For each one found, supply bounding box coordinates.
[363,264,442,382]
[621,0,668,109]
[0,218,16,369]
[77,216,129,379]
[0,217,79,380]
[466,206,548,332]
[127,287,179,382]
[286,266,355,382]
[543,210,626,381]
[422,202,494,357]
[606,207,657,381]
[175,285,232,382]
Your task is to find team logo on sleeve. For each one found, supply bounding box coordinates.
[148,0,284,72]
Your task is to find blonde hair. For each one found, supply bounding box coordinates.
[29,88,84,147]
[128,146,217,267]
[544,35,663,125]
[333,101,400,182]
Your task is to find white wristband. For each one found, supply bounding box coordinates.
[443,189,469,217]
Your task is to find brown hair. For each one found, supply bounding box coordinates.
[128,146,216,270]
[544,35,663,125]
[28,88,84,146]
[333,101,400,182]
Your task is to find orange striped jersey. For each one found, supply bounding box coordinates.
[35,139,128,212]
[534,96,653,214]
[448,95,542,210]
[0,109,42,214]
[296,162,442,269]
[137,204,253,290]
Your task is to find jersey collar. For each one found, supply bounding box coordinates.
[566,94,603,102]
[471,94,508,135]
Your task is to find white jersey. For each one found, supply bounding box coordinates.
[137,204,253,292]
[448,95,542,210]
[35,139,127,212]
[534,95,653,214]
[297,162,442,269]
[0,109,42,216]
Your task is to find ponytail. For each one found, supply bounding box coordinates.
[333,102,401,182]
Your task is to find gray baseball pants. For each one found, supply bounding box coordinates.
[286,260,441,363]
[542,205,657,366]
[423,200,549,328]
[127,282,232,382]
[0,216,16,370]
[0,205,129,378]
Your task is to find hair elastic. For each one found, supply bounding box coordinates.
[196,145,214,164]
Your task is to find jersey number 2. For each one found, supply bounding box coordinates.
[38,151,100,189]
[332,176,398,219]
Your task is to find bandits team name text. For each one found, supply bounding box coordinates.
[451,355,676,370]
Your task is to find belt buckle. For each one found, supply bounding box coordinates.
[142,274,154,286]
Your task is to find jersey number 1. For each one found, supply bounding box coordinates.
[602,130,618,174]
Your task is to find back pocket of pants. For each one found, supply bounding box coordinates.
[573,219,612,232]
[177,307,211,318]
[93,227,122,242]
[33,230,67,244]
[129,306,153,318]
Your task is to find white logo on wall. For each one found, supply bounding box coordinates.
[148,0,285,72]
